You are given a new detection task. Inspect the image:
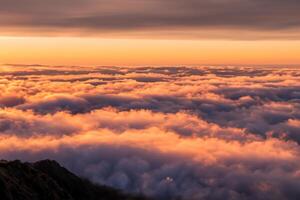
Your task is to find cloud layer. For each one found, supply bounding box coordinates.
[1,0,300,39]
[1,65,300,199]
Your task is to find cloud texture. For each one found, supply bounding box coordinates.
[1,0,300,39]
[1,65,300,199]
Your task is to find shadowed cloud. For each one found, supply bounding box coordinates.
[1,0,300,39]
[1,65,300,199]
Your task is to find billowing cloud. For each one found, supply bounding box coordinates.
[1,65,300,199]
[1,134,300,200]
[1,0,300,39]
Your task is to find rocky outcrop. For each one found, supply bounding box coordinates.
[0,159,148,200]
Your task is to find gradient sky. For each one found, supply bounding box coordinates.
[0,0,300,65]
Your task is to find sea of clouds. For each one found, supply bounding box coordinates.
[0,65,300,200]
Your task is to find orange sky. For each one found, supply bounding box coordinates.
[1,0,300,66]
[1,36,300,66]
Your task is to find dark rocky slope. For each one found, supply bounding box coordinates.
[0,159,149,200]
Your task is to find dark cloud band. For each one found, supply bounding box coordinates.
[1,0,300,38]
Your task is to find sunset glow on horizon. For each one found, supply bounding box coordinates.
[1,36,300,66]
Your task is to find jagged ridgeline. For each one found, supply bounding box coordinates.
[0,160,149,200]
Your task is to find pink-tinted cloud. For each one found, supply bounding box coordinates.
[1,65,300,199]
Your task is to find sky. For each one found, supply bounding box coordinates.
[1,0,300,65]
